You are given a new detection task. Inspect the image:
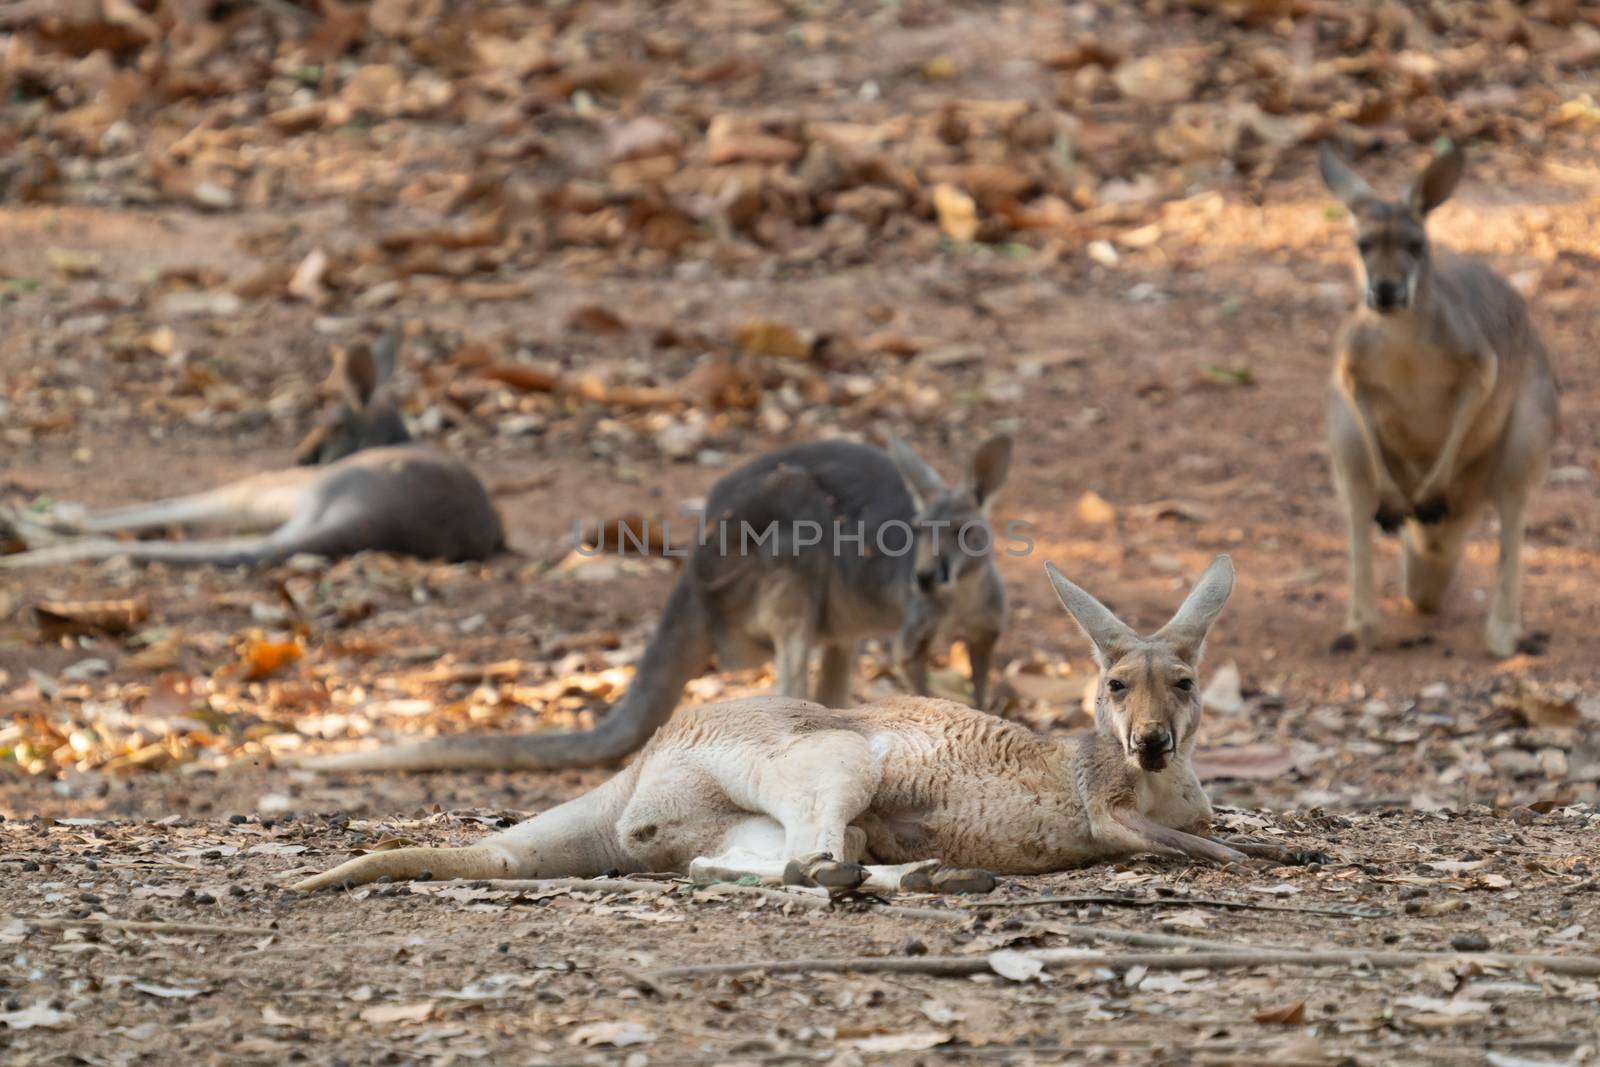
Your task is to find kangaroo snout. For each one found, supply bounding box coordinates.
[1133,724,1174,770]
[1368,279,1408,312]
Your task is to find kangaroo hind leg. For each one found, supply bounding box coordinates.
[813,642,856,708]
[78,470,316,534]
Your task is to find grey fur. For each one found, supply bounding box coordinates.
[304,435,1012,773]
[1,334,502,569]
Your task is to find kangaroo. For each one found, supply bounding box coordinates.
[301,434,1012,774]
[0,333,504,569]
[1318,144,1558,658]
[291,556,1312,894]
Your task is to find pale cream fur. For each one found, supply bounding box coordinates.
[291,557,1304,895]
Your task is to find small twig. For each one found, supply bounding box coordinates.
[472,877,969,922]
[19,916,277,937]
[971,894,1389,918]
[649,944,1600,982]
[467,878,673,896]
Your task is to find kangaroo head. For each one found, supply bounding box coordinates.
[1045,556,1233,773]
[293,330,412,466]
[1319,143,1463,315]
[888,433,1011,637]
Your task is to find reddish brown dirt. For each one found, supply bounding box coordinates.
[3,0,1600,1062]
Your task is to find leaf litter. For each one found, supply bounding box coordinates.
[1,0,1598,1062]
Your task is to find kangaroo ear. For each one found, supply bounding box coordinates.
[1407,146,1464,216]
[1045,562,1137,666]
[888,434,948,511]
[1155,555,1234,665]
[337,343,380,408]
[968,435,1012,509]
[371,328,401,385]
[1318,144,1376,209]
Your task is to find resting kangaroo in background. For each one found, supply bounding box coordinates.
[0,333,504,569]
[303,434,1012,774]
[1318,144,1558,658]
[292,556,1315,894]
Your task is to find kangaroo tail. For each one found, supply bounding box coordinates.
[291,844,523,892]
[292,762,639,891]
[300,575,714,773]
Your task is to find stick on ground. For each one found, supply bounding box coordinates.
[649,944,1600,981]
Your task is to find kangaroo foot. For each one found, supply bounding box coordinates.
[1513,631,1549,657]
[898,862,999,895]
[1328,622,1375,655]
[783,852,868,893]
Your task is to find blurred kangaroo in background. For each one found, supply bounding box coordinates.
[0,332,504,569]
[304,434,1013,774]
[1318,144,1558,658]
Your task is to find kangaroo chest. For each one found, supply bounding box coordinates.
[1354,340,1459,446]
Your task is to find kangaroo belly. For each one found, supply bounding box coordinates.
[855,802,1099,873]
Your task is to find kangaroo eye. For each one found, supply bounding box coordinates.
[1356,237,1374,254]
[1106,679,1126,694]
[1175,678,1194,692]
[1406,240,1425,256]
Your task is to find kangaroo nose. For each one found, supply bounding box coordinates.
[1371,281,1404,310]
[1136,725,1172,754]
[1135,726,1173,768]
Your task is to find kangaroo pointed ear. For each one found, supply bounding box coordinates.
[371,328,401,385]
[1318,144,1376,210]
[1155,555,1235,665]
[1045,562,1137,666]
[967,435,1012,509]
[888,434,947,511]
[336,343,380,408]
[1407,145,1464,217]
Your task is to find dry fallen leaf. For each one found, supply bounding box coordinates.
[851,1030,950,1053]
[360,1001,436,1025]
[1200,660,1244,715]
[33,597,149,639]
[735,318,810,360]
[239,638,303,681]
[932,183,979,242]
[132,983,207,1000]
[988,949,1045,982]
[1493,681,1581,730]
[0,1003,72,1030]
[1252,1000,1307,1025]
[1075,491,1116,525]
[568,1020,656,1047]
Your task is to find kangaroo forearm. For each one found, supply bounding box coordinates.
[1421,352,1499,491]
[1335,364,1402,491]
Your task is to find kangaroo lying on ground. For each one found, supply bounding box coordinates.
[0,334,504,568]
[1318,145,1558,658]
[301,434,1012,774]
[293,556,1311,894]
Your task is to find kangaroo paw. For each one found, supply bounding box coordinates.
[783,852,868,893]
[1412,496,1450,525]
[1373,504,1406,533]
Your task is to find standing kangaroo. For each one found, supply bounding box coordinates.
[0,334,504,568]
[303,434,1012,774]
[291,556,1311,894]
[1318,145,1558,657]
